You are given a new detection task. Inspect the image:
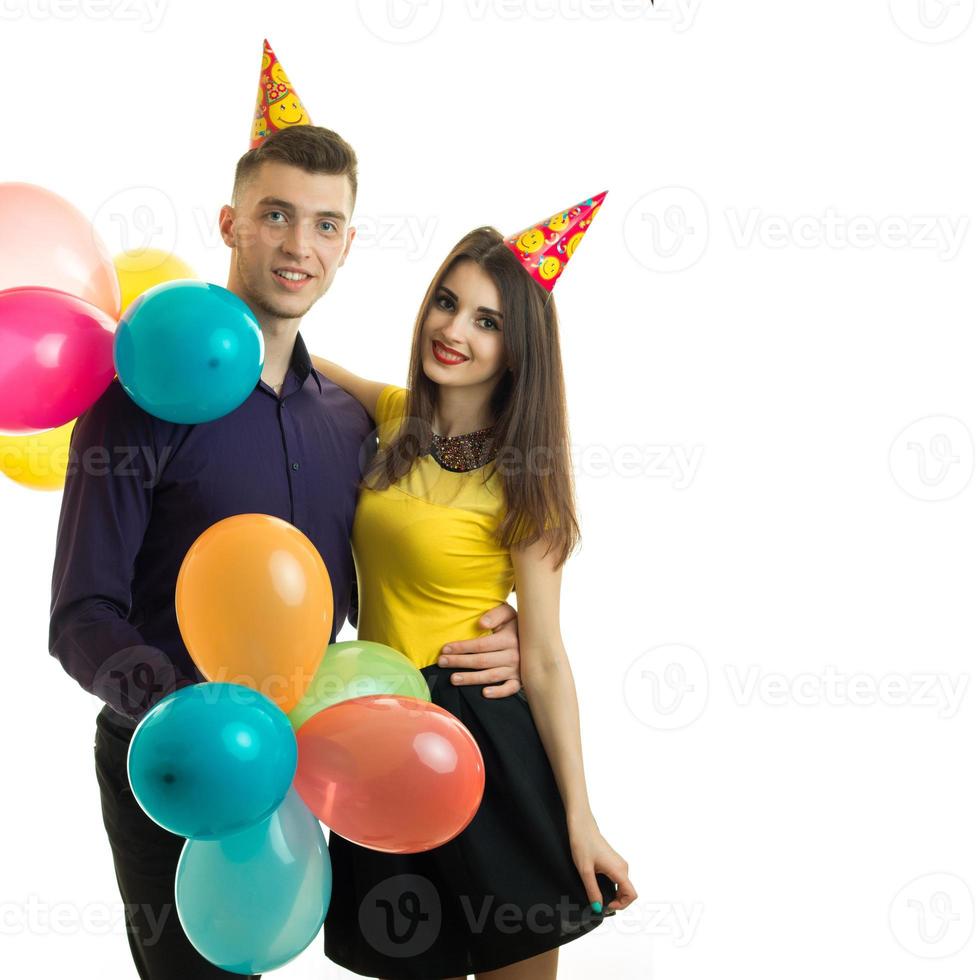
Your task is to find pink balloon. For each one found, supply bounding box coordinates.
[294,695,485,854]
[0,183,120,318]
[0,287,117,433]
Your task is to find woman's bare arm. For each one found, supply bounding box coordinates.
[309,355,390,420]
[511,536,592,819]
[511,534,636,912]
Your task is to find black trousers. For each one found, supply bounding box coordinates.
[93,706,262,979]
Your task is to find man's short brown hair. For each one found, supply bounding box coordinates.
[232,125,358,213]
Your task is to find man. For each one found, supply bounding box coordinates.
[49,122,523,979]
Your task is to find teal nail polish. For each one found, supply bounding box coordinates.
[591,901,602,914]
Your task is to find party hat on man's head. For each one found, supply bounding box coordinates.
[250,39,312,149]
[504,191,607,293]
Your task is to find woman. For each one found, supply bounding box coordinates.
[312,200,636,980]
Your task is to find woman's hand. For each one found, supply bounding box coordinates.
[568,814,637,913]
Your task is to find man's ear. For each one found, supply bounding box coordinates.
[338,223,356,268]
[218,204,235,248]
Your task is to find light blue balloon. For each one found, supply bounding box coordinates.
[114,280,264,423]
[127,683,297,840]
[176,787,332,975]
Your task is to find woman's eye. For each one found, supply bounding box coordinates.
[478,318,499,331]
[435,295,454,310]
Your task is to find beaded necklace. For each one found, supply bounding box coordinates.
[426,425,497,473]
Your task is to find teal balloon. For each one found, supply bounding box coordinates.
[176,787,332,974]
[114,279,263,423]
[127,683,297,840]
[288,640,431,731]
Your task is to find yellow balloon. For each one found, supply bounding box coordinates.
[114,248,198,314]
[0,420,76,491]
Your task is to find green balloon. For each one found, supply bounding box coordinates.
[288,640,431,731]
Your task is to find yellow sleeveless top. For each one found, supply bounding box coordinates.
[351,385,514,669]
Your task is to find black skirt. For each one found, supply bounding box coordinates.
[322,663,616,979]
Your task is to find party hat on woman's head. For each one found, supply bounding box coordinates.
[250,39,312,149]
[504,191,607,293]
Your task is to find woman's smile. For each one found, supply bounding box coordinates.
[432,339,469,365]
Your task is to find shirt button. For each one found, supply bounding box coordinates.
[291,462,300,471]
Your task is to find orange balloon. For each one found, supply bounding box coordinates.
[175,514,333,714]
[294,695,485,854]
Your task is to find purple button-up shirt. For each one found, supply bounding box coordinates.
[48,331,374,728]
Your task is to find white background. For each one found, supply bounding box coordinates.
[2,0,979,977]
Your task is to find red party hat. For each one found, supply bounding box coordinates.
[503,191,607,292]
[250,39,312,149]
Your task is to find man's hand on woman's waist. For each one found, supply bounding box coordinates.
[437,602,522,698]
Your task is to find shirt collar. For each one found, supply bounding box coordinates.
[289,331,323,394]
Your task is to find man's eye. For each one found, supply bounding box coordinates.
[267,211,286,222]
[319,221,335,233]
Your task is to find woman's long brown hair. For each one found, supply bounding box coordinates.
[361,226,581,568]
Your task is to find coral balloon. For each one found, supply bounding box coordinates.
[176,788,332,975]
[0,287,116,434]
[294,695,485,854]
[287,640,431,731]
[127,683,297,840]
[114,280,263,424]
[176,514,333,714]
[114,248,197,314]
[0,419,75,490]
[0,183,120,317]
